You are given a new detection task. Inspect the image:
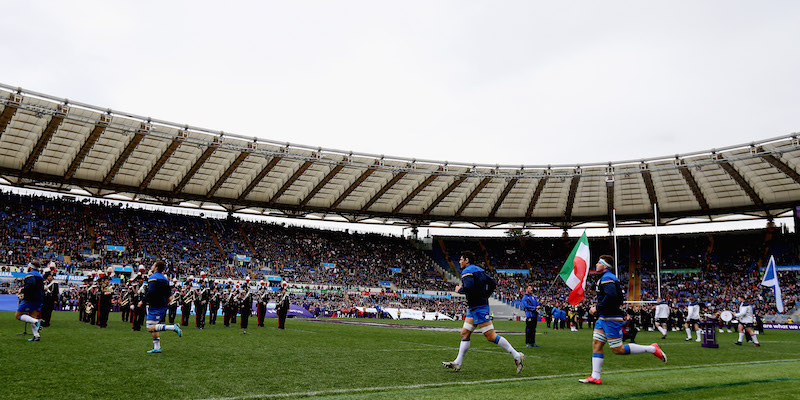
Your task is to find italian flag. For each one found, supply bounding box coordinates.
[558,232,590,306]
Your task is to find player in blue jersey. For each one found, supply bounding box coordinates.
[579,255,666,384]
[522,284,540,347]
[138,261,182,353]
[15,261,45,342]
[443,251,525,373]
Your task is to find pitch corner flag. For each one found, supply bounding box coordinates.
[559,232,590,306]
[761,255,784,313]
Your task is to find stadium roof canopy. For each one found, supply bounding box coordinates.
[1,83,799,229]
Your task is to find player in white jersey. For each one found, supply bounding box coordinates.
[654,300,670,339]
[684,296,702,342]
[733,296,759,347]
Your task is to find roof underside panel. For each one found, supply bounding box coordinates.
[429,176,477,216]
[276,161,328,206]
[494,177,533,218]
[614,166,651,215]
[182,148,236,196]
[115,134,172,188]
[224,154,270,200]
[248,158,298,203]
[732,148,800,204]
[461,177,501,218]
[532,173,570,218]
[651,162,700,213]
[0,100,51,170]
[572,172,606,218]
[690,157,751,210]
[33,108,96,176]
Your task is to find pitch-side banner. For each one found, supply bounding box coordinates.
[263,304,315,318]
[762,323,800,330]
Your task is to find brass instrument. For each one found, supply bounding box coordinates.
[44,281,55,296]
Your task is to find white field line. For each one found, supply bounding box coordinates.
[198,358,800,400]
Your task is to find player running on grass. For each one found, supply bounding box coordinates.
[138,260,182,353]
[442,251,525,373]
[579,255,666,385]
[15,261,45,342]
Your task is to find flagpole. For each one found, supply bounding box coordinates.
[613,208,618,276]
[654,203,661,300]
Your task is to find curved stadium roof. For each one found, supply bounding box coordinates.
[1,83,799,229]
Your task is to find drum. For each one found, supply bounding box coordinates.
[720,310,733,322]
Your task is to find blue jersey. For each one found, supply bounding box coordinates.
[22,270,44,303]
[595,270,623,317]
[458,264,496,309]
[522,293,539,318]
[145,272,171,309]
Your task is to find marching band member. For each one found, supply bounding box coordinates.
[41,269,59,328]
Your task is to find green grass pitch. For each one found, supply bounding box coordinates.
[2,312,798,399]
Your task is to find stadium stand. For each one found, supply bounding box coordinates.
[2,190,798,322]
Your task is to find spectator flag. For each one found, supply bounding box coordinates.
[559,232,590,306]
[760,255,784,313]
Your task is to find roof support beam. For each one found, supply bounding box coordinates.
[172,145,217,195]
[761,151,800,186]
[330,161,378,209]
[719,159,766,210]
[0,93,21,142]
[65,115,110,180]
[299,161,345,207]
[488,178,517,218]
[238,156,282,201]
[269,160,313,205]
[392,167,443,214]
[139,138,182,190]
[525,178,548,219]
[455,177,492,217]
[361,171,407,212]
[641,170,658,209]
[102,123,149,185]
[207,151,250,198]
[678,167,710,212]
[22,104,67,173]
[564,175,581,221]
[423,175,467,215]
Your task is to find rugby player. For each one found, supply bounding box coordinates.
[15,261,44,342]
[138,261,182,353]
[684,296,702,342]
[733,296,759,347]
[654,298,670,339]
[442,251,525,373]
[579,255,666,384]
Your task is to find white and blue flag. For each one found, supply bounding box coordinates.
[760,256,784,313]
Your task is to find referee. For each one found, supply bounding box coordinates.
[522,285,540,347]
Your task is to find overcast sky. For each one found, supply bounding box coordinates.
[3,1,800,236]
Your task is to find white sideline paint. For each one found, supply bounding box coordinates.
[199,358,800,400]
